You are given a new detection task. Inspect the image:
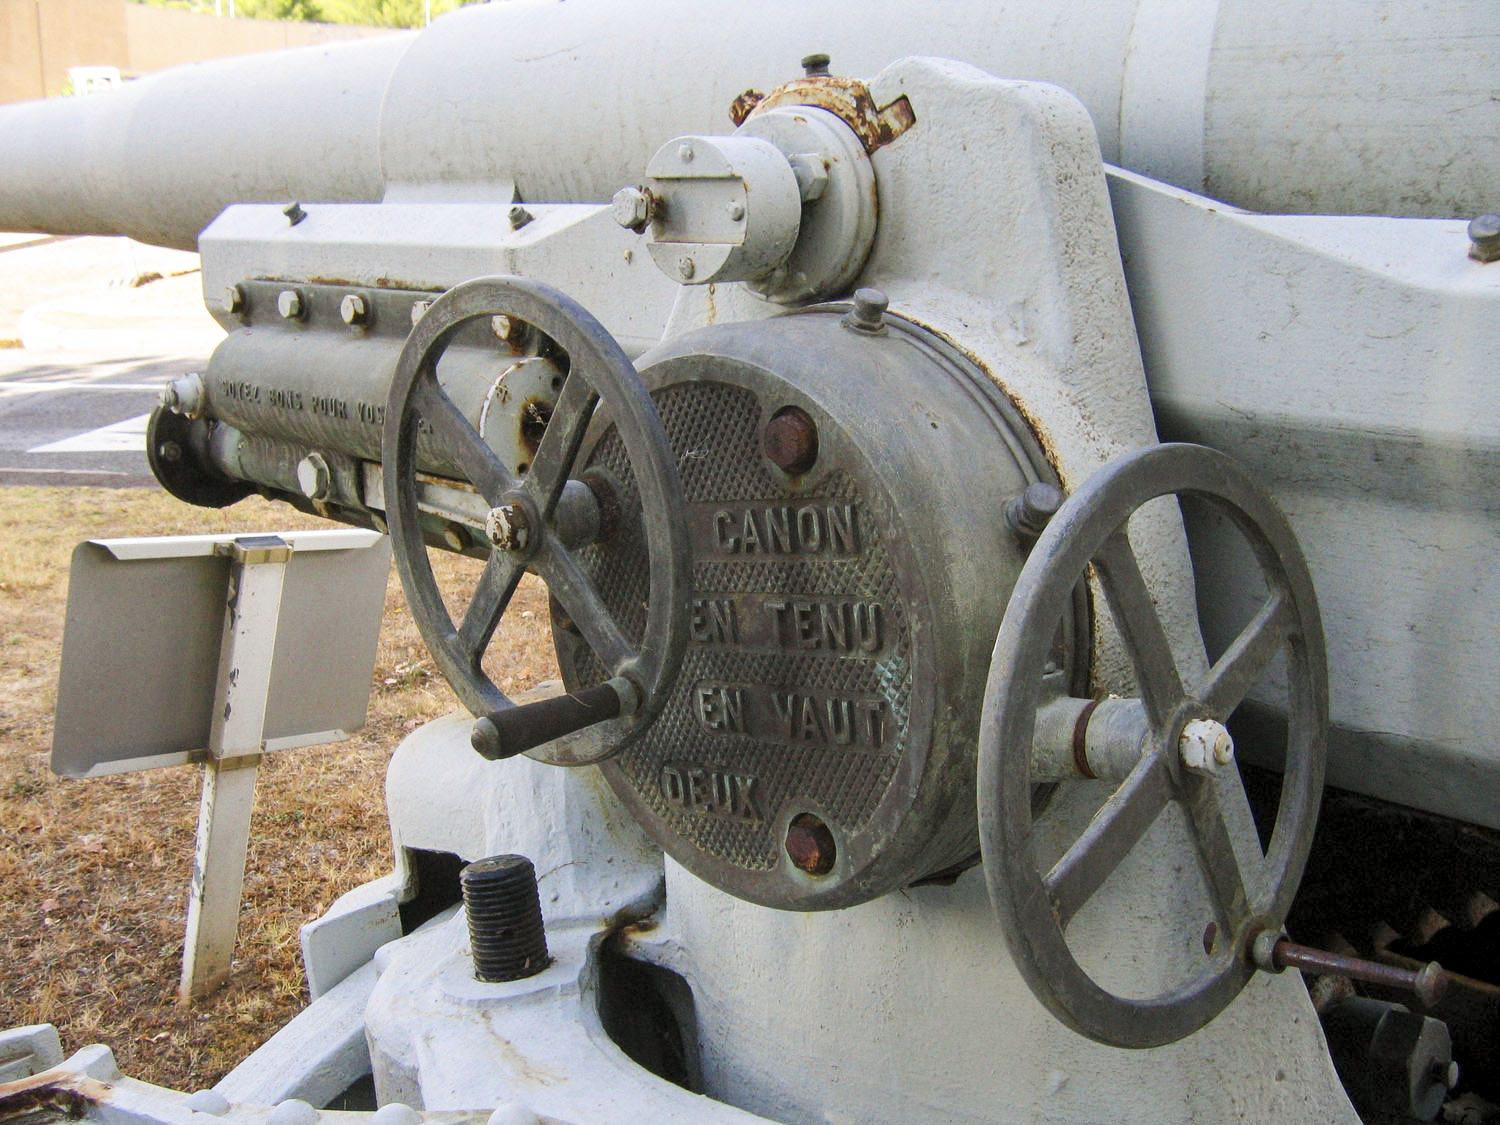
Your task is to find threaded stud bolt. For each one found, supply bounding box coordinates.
[461,854,550,982]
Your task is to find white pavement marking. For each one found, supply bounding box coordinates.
[0,466,130,476]
[30,413,151,453]
[0,382,166,395]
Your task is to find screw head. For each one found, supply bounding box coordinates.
[677,256,696,280]
[763,405,819,474]
[611,186,652,232]
[801,52,831,77]
[276,289,304,320]
[1468,213,1500,262]
[339,293,368,326]
[841,287,889,333]
[486,503,531,551]
[509,204,533,230]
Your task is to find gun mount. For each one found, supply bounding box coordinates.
[2,1,1498,1121]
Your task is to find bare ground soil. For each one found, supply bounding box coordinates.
[0,486,556,1090]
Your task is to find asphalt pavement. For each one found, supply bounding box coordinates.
[0,234,224,487]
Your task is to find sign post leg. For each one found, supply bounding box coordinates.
[178,536,289,1004]
[179,754,261,1001]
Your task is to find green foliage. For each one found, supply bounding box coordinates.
[128,0,487,27]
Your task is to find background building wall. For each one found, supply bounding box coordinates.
[0,1,393,104]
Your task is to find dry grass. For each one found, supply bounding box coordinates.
[0,486,557,1090]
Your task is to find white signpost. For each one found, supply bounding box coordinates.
[52,529,391,1002]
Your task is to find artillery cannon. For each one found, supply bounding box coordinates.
[1,1,1497,1120]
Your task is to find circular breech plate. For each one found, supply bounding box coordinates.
[555,356,937,909]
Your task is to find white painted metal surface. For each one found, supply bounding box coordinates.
[0,0,1495,249]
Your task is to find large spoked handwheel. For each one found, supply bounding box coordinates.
[978,443,1327,1048]
[382,277,690,761]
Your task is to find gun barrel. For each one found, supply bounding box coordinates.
[0,0,1495,249]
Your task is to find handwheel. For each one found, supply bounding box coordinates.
[382,276,690,761]
[978,443,1327,1047]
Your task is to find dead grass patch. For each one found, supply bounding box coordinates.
[0,486,557,1090]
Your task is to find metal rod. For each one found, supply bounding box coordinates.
[1272,939,1448,1008]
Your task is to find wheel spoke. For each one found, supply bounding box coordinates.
[1094,530,1185,729]
[1180,770,1256,923]
[522,371,598,514]
[1198,591,1289,719]
[456,553,527,663]
[413,376,514,504]
[1044,753,1173,928]
[535,534,634,674]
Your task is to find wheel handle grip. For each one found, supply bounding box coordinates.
[471,681,625,760]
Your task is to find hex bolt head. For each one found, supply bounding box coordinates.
[1179,717,1234,772]
[677,256,697,280]
[486,503,531,551]
[1005,481,1066,541]
[276,289,304,320]
[801,52,831,77]
[339,293,368,326]
[222,284,246,316]
[509,204,534,230]
[1468,213,1500,262]
[611,185,653,232]
[841,287,889,334]
[160,372,205,417]
[763,405,819,474]
[282,201,306,226]
[296,452,331,502]
[156,440,182,464]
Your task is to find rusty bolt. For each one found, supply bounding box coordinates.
[509,205,534,231]
[486,503,531,552]
[277,289,304,320]
[1468,213,1500,263]
[785,813,836,875]
[841,288,888,334]
[801,52,831,77]
[1005,481,1065,542]
[611,186,653,232]
[339,293,368,326]
[283,201,306,226]
[1179,718,1235,773]
[763,406,819,474]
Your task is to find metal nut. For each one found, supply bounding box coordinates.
[296,452,331,502]
[1468,213,1500,263]
[509,205,534,230]
[277,289,304,320]
[1179,718,1234,773]
[282,201,306,226]
[611,186,653,232]
[339,293,368,326]
[485,503,531,552]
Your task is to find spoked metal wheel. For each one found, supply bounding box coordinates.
[382,276,690,761]
[978,443,1327,1047]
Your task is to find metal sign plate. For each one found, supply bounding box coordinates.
[52,529,390,778]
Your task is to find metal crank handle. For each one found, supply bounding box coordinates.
[470,676,638,759]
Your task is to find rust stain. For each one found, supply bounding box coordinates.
[518,396,553,457]
[729,88,765,126]
[746,77,916,154]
